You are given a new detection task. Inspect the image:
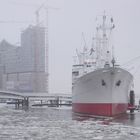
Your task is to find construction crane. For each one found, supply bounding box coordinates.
[6,1,59,93]
[35,2,59,25]
[35,3,45,25]
[35,3,59,93]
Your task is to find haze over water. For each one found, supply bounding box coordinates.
[0,0,140,95]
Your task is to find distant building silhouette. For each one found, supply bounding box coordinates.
[0,25,48,93]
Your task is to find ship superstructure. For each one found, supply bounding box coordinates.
[72,14,133,117]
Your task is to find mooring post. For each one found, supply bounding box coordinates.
[129,90,135,114]
[15,99,18,109]
[56,96,59,107]
[26,97,29,107]
[41,100,43,105]
[17,99,20,108]
[59,99,62,107]
[22,97,29,109]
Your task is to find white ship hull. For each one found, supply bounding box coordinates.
[72,67,133,116]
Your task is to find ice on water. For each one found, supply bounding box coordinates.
[0,105,140,140]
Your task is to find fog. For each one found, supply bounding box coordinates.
[0,0,140,95]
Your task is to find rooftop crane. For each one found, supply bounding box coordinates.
[35,2,59,25]
[4,1,59,93]
[35,3,45,25]
[34,2,59,93]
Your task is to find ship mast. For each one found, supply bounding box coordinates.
[95,12,115,68]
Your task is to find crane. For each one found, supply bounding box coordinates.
[35,2,59,93]
[35,2,59,25]
[35,3,45,25]
[5,1,59,93]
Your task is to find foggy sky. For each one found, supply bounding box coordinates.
[0,0,140,96]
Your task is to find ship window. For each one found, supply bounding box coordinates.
[72,71,79,76]
[102,79,106,86]
[116,80,121,86]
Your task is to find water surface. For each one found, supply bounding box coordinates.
[0,104,140,140]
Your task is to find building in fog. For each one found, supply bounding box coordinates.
[0,25,48,93]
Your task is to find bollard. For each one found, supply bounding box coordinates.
[22,97,29,110]
[129,90,135,114]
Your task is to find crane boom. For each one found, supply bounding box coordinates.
[35,3,46,25]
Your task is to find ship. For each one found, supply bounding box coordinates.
[72,14,134,117]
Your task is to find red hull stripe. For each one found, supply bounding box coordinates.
[72,103,128,117]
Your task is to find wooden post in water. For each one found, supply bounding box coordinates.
[22,97,29,110]
[56,96,59,107]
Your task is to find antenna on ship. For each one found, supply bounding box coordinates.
[95,12,116,68]
[110,17,116,67]
[111,46,115,67]
[82,32,88,53]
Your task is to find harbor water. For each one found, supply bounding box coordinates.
[0,104,140,140]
